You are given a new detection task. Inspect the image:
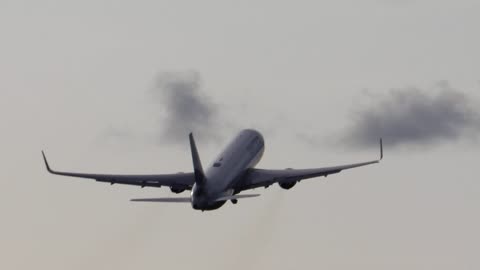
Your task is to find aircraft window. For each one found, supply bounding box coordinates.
[213,162,222,167]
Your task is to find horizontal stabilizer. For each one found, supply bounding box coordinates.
[130,197,191,203]
[215,194,260,202]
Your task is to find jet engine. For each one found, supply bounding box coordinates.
[170,186,186,194]
[279,181,297,190]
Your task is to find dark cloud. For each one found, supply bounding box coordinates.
[153,71,221,143]
[343,82,480,148]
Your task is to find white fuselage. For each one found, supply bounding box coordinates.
[191,129,264,210]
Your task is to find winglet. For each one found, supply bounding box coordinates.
[379,138,383,160]
[189,133,206,185]
[42,151,53,173]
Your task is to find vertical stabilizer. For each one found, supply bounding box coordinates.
[189,133,206,185]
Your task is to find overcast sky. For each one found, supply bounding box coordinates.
[1,1,480,269]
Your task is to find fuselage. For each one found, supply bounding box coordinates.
[191,129,265,210]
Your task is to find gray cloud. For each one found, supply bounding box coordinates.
[343,82,480,148]
[153,71,221,144]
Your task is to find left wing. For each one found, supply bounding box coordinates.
[236,139,383,191]
[42,151,195,190]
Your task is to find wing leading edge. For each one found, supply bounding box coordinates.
[42,151,195,190]
[237,139,383,191]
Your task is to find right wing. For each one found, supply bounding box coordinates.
[238,160,379,191]
[42,152,195,190]
[236,139,383,191]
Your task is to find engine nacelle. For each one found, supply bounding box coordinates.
[170,186,186,194]
[279,181,297,190]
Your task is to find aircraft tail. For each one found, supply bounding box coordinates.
[189,133,206,185]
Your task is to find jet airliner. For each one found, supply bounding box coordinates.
[42,129,382,211]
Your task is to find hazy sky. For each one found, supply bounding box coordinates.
[1,1,480,269]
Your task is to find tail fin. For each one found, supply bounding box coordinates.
[189,133,206,185]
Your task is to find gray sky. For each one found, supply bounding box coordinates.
[341,81,480,148]
[1,1,480,269]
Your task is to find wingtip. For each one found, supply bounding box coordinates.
[379,138,383,160]
[41,150,52,172]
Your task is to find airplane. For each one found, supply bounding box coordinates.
[42,129,383,211]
